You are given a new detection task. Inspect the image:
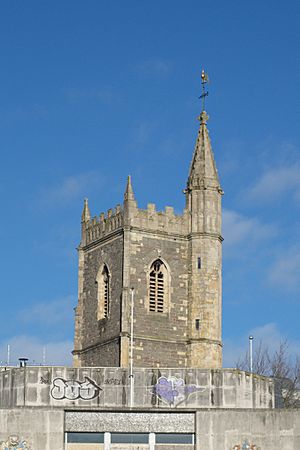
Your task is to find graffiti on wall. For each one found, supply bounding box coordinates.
[47,373,206,405]
[104,378,122,385]
[0,435,30,450]
[153,376,204,406]
[51,376,101,400]
[40,375,51,385]
[232,441,261,450]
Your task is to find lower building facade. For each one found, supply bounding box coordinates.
[0,366,299,449]
[1,408,300,450]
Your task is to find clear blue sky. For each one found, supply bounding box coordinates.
[0,0,299,366]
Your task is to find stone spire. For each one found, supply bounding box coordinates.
[81,197,91,223]
[123,175,137,223]
[187,111,222,193]
[124,175,135,202]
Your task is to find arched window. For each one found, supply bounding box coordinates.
[149,259,168,313]
[96,264,110,320]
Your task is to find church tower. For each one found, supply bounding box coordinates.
[73,78,223,369]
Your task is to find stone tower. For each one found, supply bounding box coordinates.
[73,109,223,369]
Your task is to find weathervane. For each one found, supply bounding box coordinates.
[199,69,209,112]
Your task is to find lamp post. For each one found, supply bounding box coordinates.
[129,287,134,407]
[249,335,254,373]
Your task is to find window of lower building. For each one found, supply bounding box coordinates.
[66,432,194,446]
[156,433,194,444]
[67,432,104,443]
[111,433,149,444]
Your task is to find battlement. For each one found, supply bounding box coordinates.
[82,204,124,246]
[130,203,189,236]
[81,197,190,247]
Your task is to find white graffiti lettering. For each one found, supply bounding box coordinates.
[51,377,101,400]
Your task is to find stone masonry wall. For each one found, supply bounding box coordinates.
[77,232,124,367]
[80,340,120,367]
[188,234,222,368]
[127,229,189,367]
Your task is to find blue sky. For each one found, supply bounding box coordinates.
[0,1,299,366]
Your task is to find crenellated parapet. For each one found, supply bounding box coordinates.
[81,204,124,246]
[123,175,188,235]
[81,200,189,247]
[129,203,189,236]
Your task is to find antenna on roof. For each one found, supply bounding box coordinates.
[43,346,46,366]
[7,344,10,366]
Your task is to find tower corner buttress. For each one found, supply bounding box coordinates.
[186,110,223,369]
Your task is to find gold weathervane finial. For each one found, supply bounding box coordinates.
[199,69,209,113]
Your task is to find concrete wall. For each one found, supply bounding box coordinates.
[196,409,300,450]
[0,367,274,409]
[0,408,64,450]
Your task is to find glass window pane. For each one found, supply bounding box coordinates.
[67,433,104,443]
[111,433,149,443]
[156,433,194,444]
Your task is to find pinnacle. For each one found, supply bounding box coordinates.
[81,197,91,222]
[124,175,135,201]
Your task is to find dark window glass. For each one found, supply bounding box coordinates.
[111,433,149,443]
[197,257,201,269]
[67,432,104,443]
[156,433,194,444]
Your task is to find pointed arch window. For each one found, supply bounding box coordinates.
[149,259,169,313]
[96,264,110,320]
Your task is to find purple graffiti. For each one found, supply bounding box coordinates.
[153,376,204,406]
[154,377,179,403]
